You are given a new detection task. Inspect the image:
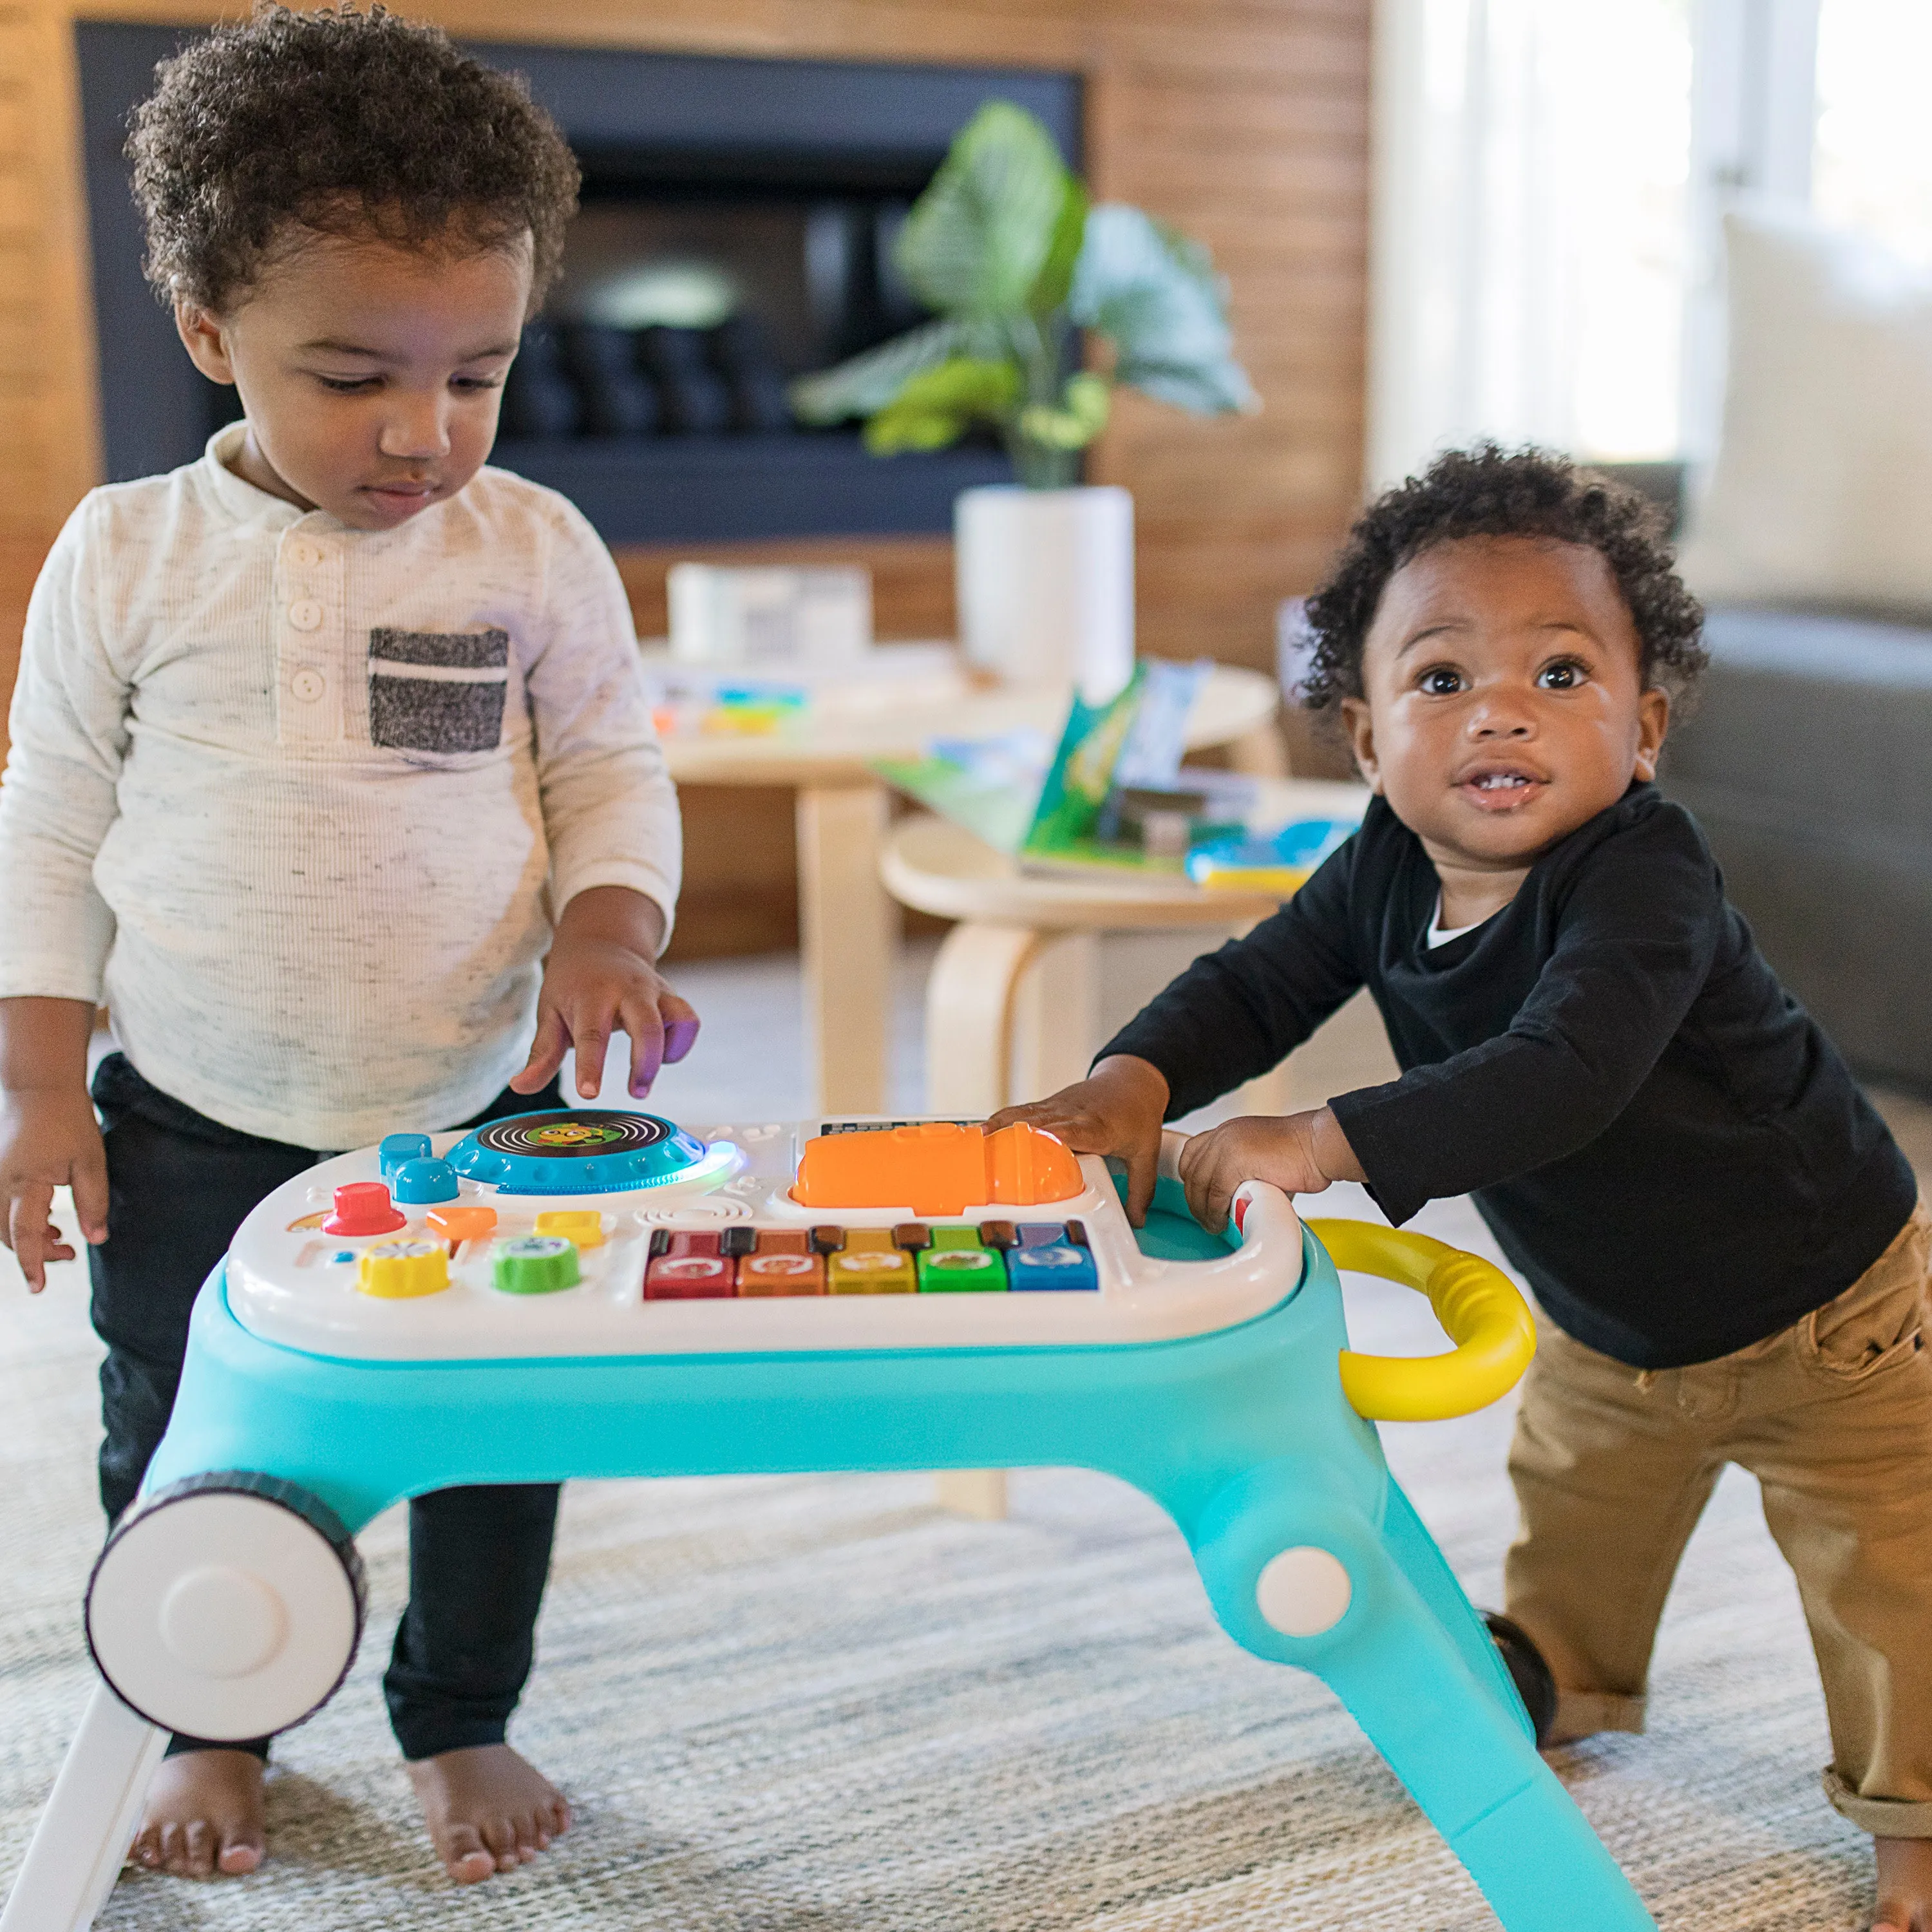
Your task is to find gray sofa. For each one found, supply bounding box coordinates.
[1662,605,1932,1092]
[1577,462,1932,1094]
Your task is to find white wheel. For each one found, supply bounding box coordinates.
[86,1473,365,1740]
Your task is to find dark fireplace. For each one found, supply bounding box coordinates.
[74,26,1081,544]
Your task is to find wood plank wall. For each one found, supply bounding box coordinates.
[0,0,1370,953]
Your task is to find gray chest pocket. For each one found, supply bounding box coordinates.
[369,627,510,753]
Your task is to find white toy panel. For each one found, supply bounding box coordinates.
[224,1115,1305,1362]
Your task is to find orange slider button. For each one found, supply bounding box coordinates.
[428,1203,497,1247]
[790,1121,1083,1217]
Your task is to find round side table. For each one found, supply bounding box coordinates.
[882,781,1367,1117]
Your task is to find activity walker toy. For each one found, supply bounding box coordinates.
[1,1108,1655,1929]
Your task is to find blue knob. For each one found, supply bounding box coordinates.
[392,1157,459,1204]
[379,1132,431,1180]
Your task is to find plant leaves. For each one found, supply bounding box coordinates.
[1070,204,1258,415]
[1113,357,1258,415]
[1028,177,1090,316]
[1016,371,1112,451]
[862,357,1019,455]
[865,409,970,455]
[1062,371,1111,435]
[895,102,1073,317]
[786,317,971,424]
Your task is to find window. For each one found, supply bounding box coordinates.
[1812,0,1932,267]
[1370,0,1694,486]
[1368,0,1932,480]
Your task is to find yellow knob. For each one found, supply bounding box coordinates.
[534,1208,604,1251]
[357,1237,450,1300]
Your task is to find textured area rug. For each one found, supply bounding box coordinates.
[0,1180,1877,1932]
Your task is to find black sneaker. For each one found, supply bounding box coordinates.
[1482,1611,1557,1747]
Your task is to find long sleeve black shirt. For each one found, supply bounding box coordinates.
[1101,783,1916,1368]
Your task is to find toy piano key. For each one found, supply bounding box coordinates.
[737,1229,825,1296]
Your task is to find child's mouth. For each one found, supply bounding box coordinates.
[1457,768,1548,811]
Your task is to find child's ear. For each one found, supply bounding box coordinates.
[1339,696,1385,793]
[174,302,238,387]
[1633,686,1671,782]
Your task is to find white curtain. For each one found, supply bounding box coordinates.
[1367,0,1698,492]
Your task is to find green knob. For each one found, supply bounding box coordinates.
[492,1234,581,1295]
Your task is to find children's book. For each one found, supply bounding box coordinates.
[875,659,1359,884]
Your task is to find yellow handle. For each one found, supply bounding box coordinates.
[1307,1219,1537,1422]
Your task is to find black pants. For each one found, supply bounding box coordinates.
[88,1052,563,1763]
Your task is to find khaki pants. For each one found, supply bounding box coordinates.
[1504,1200,1932,1838]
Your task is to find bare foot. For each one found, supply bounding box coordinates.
[406,1743,569,1884]
[127,1749,265,1878]
[1874,1834,1932,1932]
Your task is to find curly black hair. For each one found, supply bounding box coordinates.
[127,3,579,314]
[1300,444,1707,712]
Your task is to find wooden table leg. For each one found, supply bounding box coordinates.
[1228,715,1289,778]
[796,781,896,1117]
[923,921,1044,1117]
[922,916,1048,1527]
[1010,931,1099,1106]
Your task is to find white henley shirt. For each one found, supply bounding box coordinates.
[0,425,682,1148]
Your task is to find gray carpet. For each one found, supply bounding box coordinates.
[0,1184,1876,1931]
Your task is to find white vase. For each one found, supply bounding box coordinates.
[953,484,1135,702]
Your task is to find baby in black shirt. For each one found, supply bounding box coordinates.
[994,446,1932,1932]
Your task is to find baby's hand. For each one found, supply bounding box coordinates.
[514,887,699,1103]
[985,1055,1170,1226]
[0,1085,108,1293]
[1175,1108,1362,1235]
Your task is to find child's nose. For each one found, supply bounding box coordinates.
[1469,697,1535,739]
[377,397,450,461]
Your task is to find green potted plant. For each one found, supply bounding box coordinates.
[790,102,1255,695]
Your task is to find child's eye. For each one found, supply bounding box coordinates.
[316,375,379,393]
[1537,660,1587,690]
[452,374,506,393]
[1417,666,1465,696]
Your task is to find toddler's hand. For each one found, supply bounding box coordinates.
[1175,1108,1363,1235]
[1,1085,108,1293]
[513,887,699,1103]
[985,1055,1170,1226]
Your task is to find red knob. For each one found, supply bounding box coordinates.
[323,1180,406,1236]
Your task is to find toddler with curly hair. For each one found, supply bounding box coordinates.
[0,1,696,1890]
[996,445,1932,1932]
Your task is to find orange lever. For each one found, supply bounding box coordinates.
[790,1121,1083,1216]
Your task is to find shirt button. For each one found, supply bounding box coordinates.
[288,599,325,632]
[288,540,327,568]
[290,668,327,703]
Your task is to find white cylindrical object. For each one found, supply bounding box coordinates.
[954,484,1134,702]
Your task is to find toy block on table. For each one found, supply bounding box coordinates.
[790,1120,1083,1215]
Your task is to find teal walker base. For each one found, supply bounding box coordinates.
[0,1155,1654,1932]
